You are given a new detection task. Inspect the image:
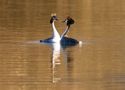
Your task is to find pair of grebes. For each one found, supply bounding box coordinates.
[40,14,81,46]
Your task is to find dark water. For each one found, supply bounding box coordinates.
[0,0,125,90]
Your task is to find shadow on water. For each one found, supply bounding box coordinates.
[40,41,82,83]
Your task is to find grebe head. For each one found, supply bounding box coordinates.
[50,13,58,24]
[63,16,75,26]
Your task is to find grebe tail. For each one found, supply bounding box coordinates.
[40,14,60,43]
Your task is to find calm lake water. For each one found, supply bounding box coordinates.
[0,0,125,90]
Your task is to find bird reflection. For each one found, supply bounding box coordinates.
[51,42,61,83]
[41,41,82,83]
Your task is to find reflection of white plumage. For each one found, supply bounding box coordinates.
[40,14,60,43]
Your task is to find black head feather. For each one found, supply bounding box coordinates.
[64,16,75,26]
[50,15,58,24]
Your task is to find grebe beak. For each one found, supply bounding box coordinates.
[55,17,58,20]
[62,20,65,22]
[55,16,58,20]
[62,19,67,23]
[62,19,68,23]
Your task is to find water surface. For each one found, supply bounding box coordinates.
[0,0,125,90]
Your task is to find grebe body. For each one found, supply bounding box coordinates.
[40,14,60,43]
[60,17,79,46]
[61,37,78,46]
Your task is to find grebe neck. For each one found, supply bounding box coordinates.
[51,21,60,42]
[60,25,70,40]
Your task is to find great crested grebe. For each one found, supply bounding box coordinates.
[60,17,79,45]
[40,14,60,43]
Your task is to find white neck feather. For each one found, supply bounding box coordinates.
[60,26,70,40]
[52,22,60,42]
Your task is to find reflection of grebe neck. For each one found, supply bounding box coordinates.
[60,25,70,40]
[52,42,61,67]
[52,43,61,83]
[52,22,60,42]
